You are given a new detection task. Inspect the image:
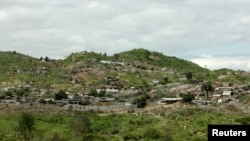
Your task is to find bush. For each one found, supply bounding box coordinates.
[82,133,107,141]
[69,112,91,136]
[235,117,250,125]
[123,133,141,140]
[143,128,161,140]
[88,89,98,97]
[54,90,67,100]
[180,93,195,103]
[16,112,35,140]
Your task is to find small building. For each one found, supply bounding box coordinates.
[157,97,182,104]
[212,93,221,97]
[99,97,116,102]
[222,91,234,97]
[192,99,212,105]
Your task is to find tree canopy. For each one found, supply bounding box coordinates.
[201,81,214,98]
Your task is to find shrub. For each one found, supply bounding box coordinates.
[143,128,161,140]
[235,117,250,125]
[180,93,195,103]
[82,133,107,141]
[69,112,91,136]
[54,90,67,100]
[16,112,35,140]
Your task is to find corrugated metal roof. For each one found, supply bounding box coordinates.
[222,91,233,96]
[161,97,182,101]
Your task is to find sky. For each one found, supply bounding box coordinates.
[0,0,250,71]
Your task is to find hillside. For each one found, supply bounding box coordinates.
[64,48,209,73]
[1,49,249,91]
[0,51,68,87]
[0,50,250,141]
[116,48,209,73]
[61,49,212,86]
[64,51,110,63]
[0,51,38,72]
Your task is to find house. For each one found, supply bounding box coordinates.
[212,93,222,97]
[105,88,119,94]
[222,82,233,87]
[222,91,234,97]
[157,97,182,104]
[99,97,116,102]
[152,79,160,84]
[217,86,232,91]
[192,99,212,105]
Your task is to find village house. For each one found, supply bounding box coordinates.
[157,97,182,105]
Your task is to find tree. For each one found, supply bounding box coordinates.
[161,76,169,85]
[16,88,25,96]
[201,81,214,98]
[185,72,193,81]
[133,95,150,108]
[5,90,13,97]
[88,89,98,97]
[180,93,195,103]
[44,56,49,62]
[16,112,35,140]
[98,90,106,97]
[113,54,119,60]
[54,90,68,100]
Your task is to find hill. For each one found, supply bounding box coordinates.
[0,51,68,87]
[1,49,249,90]
[64,48,209,74]
[64,51,110,63]
[115,48,209,73]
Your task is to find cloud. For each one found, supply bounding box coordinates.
[191,54,250,71]
[0,0,250,71]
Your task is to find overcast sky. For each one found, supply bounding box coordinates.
[0,0,250,71]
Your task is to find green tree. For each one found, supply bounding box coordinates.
[133,95,149,108]
[180,93,195,103]
[98,90,106,97]
[16,112,35,140]
[161,76,169,84]
[5,90,13,96]
[88,89,98,97]
[16,88,25,96]
[54,90,68,100]
[201,81,214,98]
[185,72,193,81]
[45,56,49,62]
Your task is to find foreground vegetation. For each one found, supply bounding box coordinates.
[0,107,249,141]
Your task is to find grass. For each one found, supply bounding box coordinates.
[0,107,249,141]
[120,74,149,88]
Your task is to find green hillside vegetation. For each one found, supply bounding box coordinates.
[117,48,209,73]
[120,74,149,88]
[212,68,250,84]
[0,51,38,73]
[115,49,213,82]
[0,108,248,141]
[1,49,250,141]
[1,49,250,89]
[0,51,69,88]
[64,51,110,63]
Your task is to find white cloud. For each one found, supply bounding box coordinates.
[191,55,250,71]
[0,10,7,20]
[0,0,250,71]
